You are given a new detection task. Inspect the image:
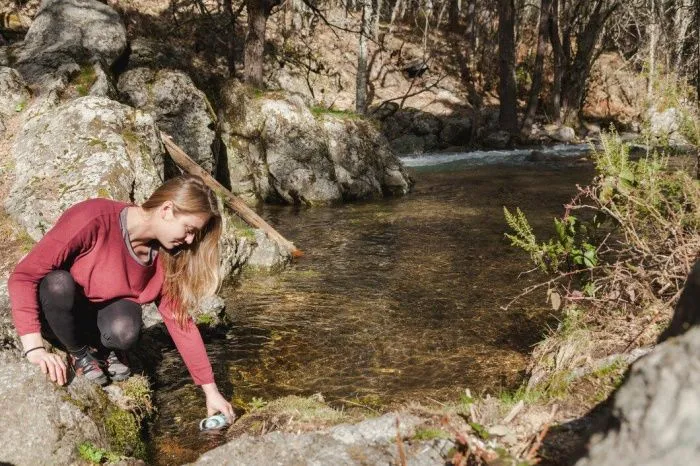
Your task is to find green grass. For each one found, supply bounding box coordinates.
[74,65,98,96]
[77,442,122,464]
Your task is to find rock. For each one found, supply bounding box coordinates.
[0,67,31,131]
[124,38,186,71]
[245,229,290,271]
[390,134,426,154]
[219,81,411,205]
[575,325,700,466]
[668,131,693,149]
[118,68,218,175]
[322,116,411,200]
[14,0,126,86]
[648,108,681,136]
[488,424,513,437]
[546,125,576,143]
[191,413,440,465]
[5,96,165,240]
[0,352,108,465]
[439,116,473,147]
[266,67,315,107]
[0,279,20,350]
[412,112,441,136]
[483,130,512,149]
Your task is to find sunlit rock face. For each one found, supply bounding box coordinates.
[13,0,126,86]
[5,96,165,240]
[219,81,412,206]
[0,352,108,465]
[577,331,700,465]
[0,67,31,135]
[118,68,219,176]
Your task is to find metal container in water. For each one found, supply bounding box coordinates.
[199,413,230,432]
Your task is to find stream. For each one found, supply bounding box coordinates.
[147,145,595,464]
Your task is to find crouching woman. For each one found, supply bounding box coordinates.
[8,174,234,421]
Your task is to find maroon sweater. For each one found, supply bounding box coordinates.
[8,198,214,385]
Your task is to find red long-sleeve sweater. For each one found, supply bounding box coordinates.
[8,198,215,385]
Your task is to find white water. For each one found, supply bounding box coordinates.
[399,144,592,167]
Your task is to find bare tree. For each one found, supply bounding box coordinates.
[522,0,553,132]
[356,0,373,113]
[498,0,518,132]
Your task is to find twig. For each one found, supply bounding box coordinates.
[524,404,559,461]
[395,417,407,466]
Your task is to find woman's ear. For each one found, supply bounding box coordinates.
[160,200,175,219]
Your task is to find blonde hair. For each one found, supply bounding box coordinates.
[142,174,222,328]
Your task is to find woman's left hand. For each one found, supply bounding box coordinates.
[202,383,235,423]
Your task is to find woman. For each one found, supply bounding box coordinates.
[8,174,235,422]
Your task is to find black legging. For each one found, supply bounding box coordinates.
[38,270,142,353]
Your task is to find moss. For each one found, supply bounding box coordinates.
[97,187,110,198]
[104,407,147,459]
[77,442,122,464]
[195,313,215,326]
[87,138,108,149]
[310,106,360,120]
[413,427,450,441]
[119,375,154,415]
[236,226,256,241]
[73,65,98,96]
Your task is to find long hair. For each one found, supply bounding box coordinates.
[142,174,222,328]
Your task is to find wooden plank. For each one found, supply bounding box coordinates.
[160,132,303,258]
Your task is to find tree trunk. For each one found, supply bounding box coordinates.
[648,0,658,98]
[522,0,552,133]
[560,1,619,127]
[498,0,518,132]
[356,0,372,114]
[244,0,280,88]
[448,0,460,32]
[549,0,564,122]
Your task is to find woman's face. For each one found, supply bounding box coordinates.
[156,201,211,250]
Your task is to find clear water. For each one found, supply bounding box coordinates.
[148,148,594,464]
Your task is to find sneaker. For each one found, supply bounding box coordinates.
[70,352,109,386]
[105,351,131,382]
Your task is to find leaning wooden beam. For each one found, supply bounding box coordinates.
[160,132,303,258]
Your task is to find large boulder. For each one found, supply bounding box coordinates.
[322,116,411,199]
[192,413,450,465]
[0,352,109,465]
[576,325,700,466]
[118,68,218,175]
[12,0,126,87]
[4,96,165,240]
[220,82,411,205]
[648,108,681,137]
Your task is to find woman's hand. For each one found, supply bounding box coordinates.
[202,383,235,423]
[26,348,67,386]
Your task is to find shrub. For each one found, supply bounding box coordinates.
[504,130,699,313]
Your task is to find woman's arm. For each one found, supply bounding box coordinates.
[19,332,67,385]
[157,296,235,422]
